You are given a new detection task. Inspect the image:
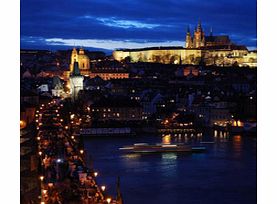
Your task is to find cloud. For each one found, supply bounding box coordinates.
[44,38,184,50]
[20,0,257,49]
[81,16,162,29]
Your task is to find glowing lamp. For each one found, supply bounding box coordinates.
[106,198,111,204]
[101,186,106,191]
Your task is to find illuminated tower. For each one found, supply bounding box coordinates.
[193,20,205,48]
[69,47,90,76]
[77,47,90,76]
[69,61,84,101]
[185,26,193,48]
[70,48,78,72]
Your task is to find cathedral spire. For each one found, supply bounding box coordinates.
[210,27,213,36]
[197,19,202,31]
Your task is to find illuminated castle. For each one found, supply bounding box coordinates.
[113,21,257,67]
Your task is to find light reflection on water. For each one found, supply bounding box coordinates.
[233,135,243,158]
[161,133,203,144]
[160,153,178,177]
[83,131,256,204]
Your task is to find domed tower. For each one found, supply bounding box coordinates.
[79,47,85,55]
[193,20,205,48]
[77,47,90,76]
[185,26,193,48]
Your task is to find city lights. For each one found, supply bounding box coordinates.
[39,176,44,181]
[106,197,112,204]
[20,3,257,202]
[48,183,54,188]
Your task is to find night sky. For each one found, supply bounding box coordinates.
[21,0,257,51]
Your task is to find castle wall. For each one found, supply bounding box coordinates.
[113,48,256,67]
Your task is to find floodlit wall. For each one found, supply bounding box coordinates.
[113,48,257,67]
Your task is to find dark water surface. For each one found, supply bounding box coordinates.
[84,131,256,204]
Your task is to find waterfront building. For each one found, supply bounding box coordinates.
[91,97,143,122]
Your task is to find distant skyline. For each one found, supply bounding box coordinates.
[21,0,257,51]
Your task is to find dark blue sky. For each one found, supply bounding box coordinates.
[21,0,257,51]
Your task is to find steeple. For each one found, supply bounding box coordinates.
[210,27,213,36]
[197,19,202,31]
[72,47,77,54]
[185,25,193,48]
[72,61,80,76]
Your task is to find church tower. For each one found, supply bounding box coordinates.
[193,20,205,48]
[69,61,84,101]
[185,26,193,48]
[69,47,90,76]
[70,48,78,72]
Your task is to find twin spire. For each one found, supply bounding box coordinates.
[186,20,213,36]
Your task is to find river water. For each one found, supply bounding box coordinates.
[84,130,256,204]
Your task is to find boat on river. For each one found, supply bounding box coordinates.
[119,143,206,153]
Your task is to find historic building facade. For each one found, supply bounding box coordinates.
[64,48,129,81]
[113,21,257,67]
[69,48,91,76]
